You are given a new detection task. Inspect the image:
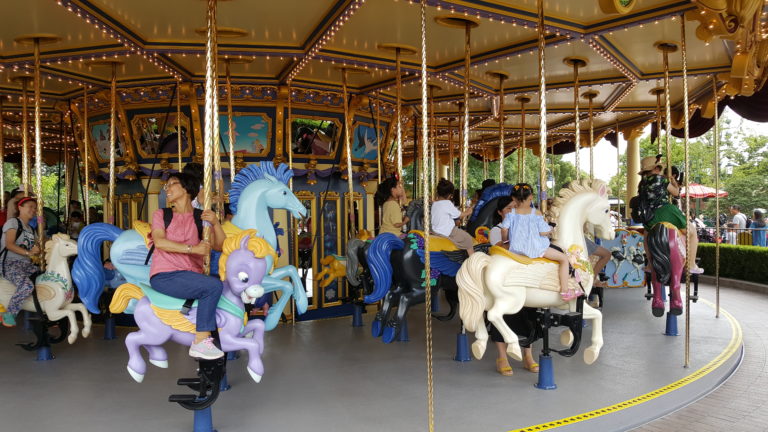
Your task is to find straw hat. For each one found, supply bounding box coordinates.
[638,155,665,174]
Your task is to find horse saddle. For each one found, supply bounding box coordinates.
[489,245,558,265]
[133,220,152,248]
[408,230,469,252]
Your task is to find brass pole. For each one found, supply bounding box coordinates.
[448,117,454,182]
[461,23,471,210]
[537,0,548,213]
[487,73,507,182]
[177,78,183,171]
[64,115,70,222]
[518,96,528,182]
[341,68,356,237]
[83,86,90,224]
[661,47,674,179]
[21,77,30,195]
[680,17,691,369]
[418,3,434,430]
[428,84,438,197]
[33,38,45,257]
[0,97,4,209]
[287,82,293,190]
[571,61,582,181]
[108,62,117,225]
[202,0,219,273]
[374,90,382,184]
[655,90,663,154]
[616,118,621,225]
[713,75,721,318]
[583,91,596,181]
[225,60,236,185]
[396,48,403,179]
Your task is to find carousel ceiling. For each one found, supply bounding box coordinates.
[1,0,766,160]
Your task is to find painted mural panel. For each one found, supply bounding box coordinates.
[601,229,646,288]
[351,122,384,161]
[91,121,126,162]
[219,113,271,156]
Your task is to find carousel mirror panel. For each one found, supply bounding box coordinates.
[290,116,341,159]
[131,112,192,160]
[294,191,318,311]
[320,191,342,307]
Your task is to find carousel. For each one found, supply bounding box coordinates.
[0,0,764,431]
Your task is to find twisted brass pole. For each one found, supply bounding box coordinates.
[21,77,30,195]
[448,117,454,182]
[587,94,595,181]
[655,90,663,154]
[461,23,471,210]
[177,78,183,171]
[418,3,434,430]
[287,82,293,190]
[33,38,45,260]
[108,61,117,225]
[680,16,692,369]
[341,68,356,237]
[202,0,219,272]
[713,75,721,318]
[83,86,90,224]
[0,97,4,209]
[225,61,236,185]
[396,48,403,179]
[496,75,506,182]
[374,90,382,184]
[572,62,581,181]
[662,48,673,179]
[537,0,548,212]
[518,96,528,182]
[428,84,437,197]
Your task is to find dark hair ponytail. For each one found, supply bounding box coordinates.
[374,177,399,207]
[511,183,533,203]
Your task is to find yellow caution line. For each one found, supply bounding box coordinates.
[509,299,743,432]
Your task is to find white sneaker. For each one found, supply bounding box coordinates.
[189,337,224,360]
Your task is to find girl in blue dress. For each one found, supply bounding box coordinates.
[500,184,576,301]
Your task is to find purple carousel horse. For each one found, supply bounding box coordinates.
[108,230,275,384]
[646,223,685,317]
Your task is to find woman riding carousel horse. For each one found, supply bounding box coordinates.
[0,197,42,327]
[149,172,227,359]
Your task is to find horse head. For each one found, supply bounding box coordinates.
[551,179,615,244]
[219,229,276,305]
[230,162,307,223]
[405,200,424,232]
[45,233,78,264]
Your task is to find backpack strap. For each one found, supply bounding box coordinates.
[193,208,203,240]
[144,208,204,266]
[0,218,25,273]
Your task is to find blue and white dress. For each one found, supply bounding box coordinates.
[499,210,552,258]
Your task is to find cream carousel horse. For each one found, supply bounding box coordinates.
[0,234,91,344]
[457,180,614,365]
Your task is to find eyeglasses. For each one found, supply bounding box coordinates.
[163,181,180,191]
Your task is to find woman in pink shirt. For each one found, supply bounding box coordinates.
[150,172,226,360]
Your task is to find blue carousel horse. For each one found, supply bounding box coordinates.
[363,184,512,343]
[72,163,308,331]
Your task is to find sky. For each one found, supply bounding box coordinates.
[561,108,768,184]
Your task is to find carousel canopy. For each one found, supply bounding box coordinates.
[0,0,766,162]
[680,182,728,198]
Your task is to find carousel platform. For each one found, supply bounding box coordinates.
[0,285,742,432]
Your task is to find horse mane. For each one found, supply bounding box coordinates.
[470,183,513,222]
[45,233,71,263]
[549,179,609,240]
[218,229,278,280]
[229,163,294,214]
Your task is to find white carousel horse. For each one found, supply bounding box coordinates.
[0,234,91,344]
[456,180,614,365]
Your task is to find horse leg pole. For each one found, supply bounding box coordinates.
[454,321,472,362]
[193,407,216,432]
[351,302,364,327]
[535,308,557,390]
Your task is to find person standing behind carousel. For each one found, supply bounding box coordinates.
[375,175,409,236]
[149,172,227,359]
[0,197,42,327]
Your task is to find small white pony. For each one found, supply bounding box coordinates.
[457,180,614,365]
[0,234,91,344]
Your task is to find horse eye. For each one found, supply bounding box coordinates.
[237,271,249,283]
[283,191,287,195]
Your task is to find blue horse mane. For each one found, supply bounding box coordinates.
[469,183,513,222]
[229,163,294,214]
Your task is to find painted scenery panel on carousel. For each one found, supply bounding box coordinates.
[320,193,342,307]
[351,122,384,161]
[290,117,340,159]
[90,121,126,163]
[601,229,646,288]
[219,113,271,157]
[131,113,191,159]
[295,191,318,310]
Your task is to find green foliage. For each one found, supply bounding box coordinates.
[698,243,768,284]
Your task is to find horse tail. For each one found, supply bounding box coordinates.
[457,253,490,332]
[72,223,123,314]
[109,283,144,314]
[346,239,365,286]
[648,224,671,285]
[364,233,403,303]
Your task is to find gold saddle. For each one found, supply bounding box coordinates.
[489,245,558,265]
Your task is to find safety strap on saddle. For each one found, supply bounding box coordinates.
[180,299,195,316]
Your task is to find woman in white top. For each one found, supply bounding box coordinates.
[487,195,539,376]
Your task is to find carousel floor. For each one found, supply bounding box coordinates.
[0,285,743,432]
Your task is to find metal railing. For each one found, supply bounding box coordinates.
[698,227,767,246]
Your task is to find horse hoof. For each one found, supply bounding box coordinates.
[150,359,168,368]
[670,306,683,316]
[584,347,599,365]
[471,341,486,360]
[82,328,91,338]
[652,307,665,318]
[247,367,262,383]
[560,330,574,346]
[506,344,522,362]
[67,334,77,345]
[127,366,144,383]
[381,326,396,344]
[371,320,382,338]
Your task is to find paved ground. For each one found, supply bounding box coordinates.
[633,285,768,432]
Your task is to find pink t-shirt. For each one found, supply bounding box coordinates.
[149,209,204,278]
